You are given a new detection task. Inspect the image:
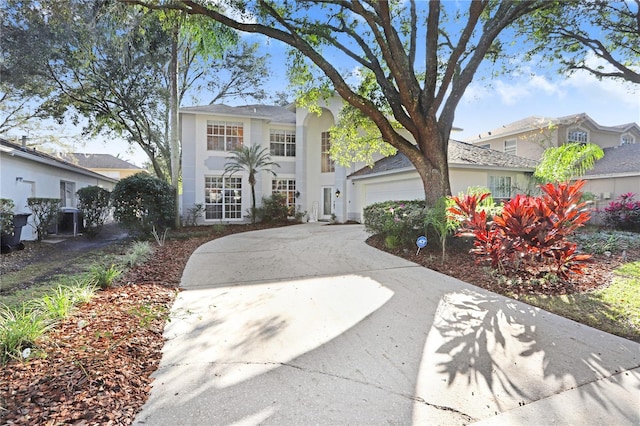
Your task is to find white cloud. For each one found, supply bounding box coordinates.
[562,52,639,109]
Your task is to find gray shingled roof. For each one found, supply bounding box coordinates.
[180,104,296,124]
[61,153,142,170]
[467,113,640,142]
[0,138,118,183]
[583,143,640,177]
[349,140,538,178]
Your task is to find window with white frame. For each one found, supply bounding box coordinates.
[272,179,296,215]
[207,121,244,151]
[270,129,296,157]
[504,140,516,155]
[321,131,335,173]
[567,128,588,143]
[488,176,512,199]
[479,143,491,149]
[621,134,636,145]
[204,176,242,220]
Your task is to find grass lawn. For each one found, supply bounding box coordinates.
[517,260,640,341]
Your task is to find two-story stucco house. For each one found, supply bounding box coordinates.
[465,113,640,208]
[180,98,538,224]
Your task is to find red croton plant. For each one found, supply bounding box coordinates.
[449,180,592,280]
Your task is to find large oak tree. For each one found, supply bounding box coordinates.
[127,0,555,205]
[521,0,640,84]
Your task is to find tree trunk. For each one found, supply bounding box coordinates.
[391,116,452,207]
[169,23,181,228]
[250,183,257,224]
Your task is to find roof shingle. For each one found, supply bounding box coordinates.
[180,104,296,124]
[584,143,640,177]
[61,153,143,170]
[349,140,538,178]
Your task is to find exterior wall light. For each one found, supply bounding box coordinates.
[335,189,341,198]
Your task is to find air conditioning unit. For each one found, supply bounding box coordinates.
[601,192,612,200]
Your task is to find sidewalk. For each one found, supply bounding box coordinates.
[134,223,640,425]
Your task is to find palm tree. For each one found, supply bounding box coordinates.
[224,145,280,223]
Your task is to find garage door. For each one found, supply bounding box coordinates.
[364,178,424,206]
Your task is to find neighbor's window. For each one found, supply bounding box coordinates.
[272,179,296,215]
[321,131,335,173]
[60,181,76,207]
[503,139,516,155]
[270,129,296,157]
[204,176,242,220]
[621,134,636,145]
[567,128,588,143]
[207,121,244,151]
[488,176,512,199]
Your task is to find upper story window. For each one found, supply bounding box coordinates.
[621,134,636,146]
[321,131,335,173]
[270,129,296,157]
[567,128,588,143]
[504,139,516,155]
[479,143,491,149]
[207,121,244,151]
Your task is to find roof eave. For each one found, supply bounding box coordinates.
[2,147,118,183]
[582,172,640,180]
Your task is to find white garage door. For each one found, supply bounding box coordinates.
[364,178,424,206]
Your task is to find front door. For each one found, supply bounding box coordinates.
[322,187,333,220]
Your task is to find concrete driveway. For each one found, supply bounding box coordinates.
[135,223,640,425]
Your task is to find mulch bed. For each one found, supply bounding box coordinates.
[0,223,289,426]
[367,234,638,296]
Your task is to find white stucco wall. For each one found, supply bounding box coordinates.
[182,112,295,224]
[348,167,534,222]
[1,150,116,241]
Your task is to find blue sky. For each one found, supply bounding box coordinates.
[104,43,639,167]
[8,4,638,168]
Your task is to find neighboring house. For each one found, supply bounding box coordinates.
[60,153,145,180]
[465,113,640,206]
[465,113,640,161]
[0,138,117,241]
[581,143,640,211]
[180,98,537,224]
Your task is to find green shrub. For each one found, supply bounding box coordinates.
[30,285,76,321]
[184,203,204,226]
[0,198,15,236]
[77,186,111,238]
[111,173,176,236]
[257,193,289,223]
[122,241,153,267]
[573,230,640,255]
[364,200,426,246]
[30,282,97,322]
[424,196,458,262]
[0,304,49,364]
[27,198,61,240]
[88,264,122,290]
